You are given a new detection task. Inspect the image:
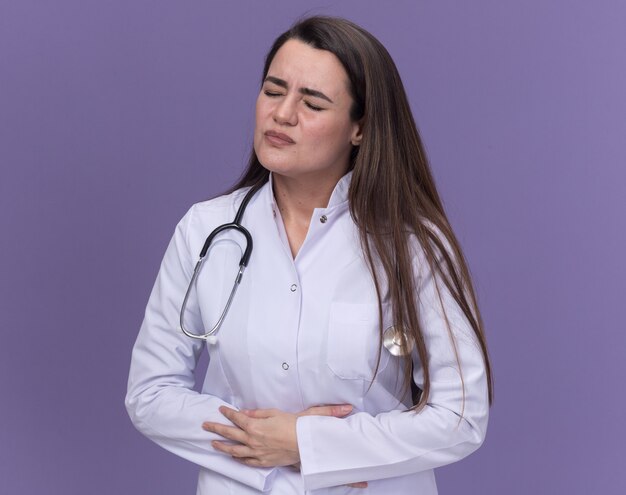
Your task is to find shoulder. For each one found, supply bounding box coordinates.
[166,188,254,261]
[186,187,254,222]
[171,187,255,243]
[189,187,252,216]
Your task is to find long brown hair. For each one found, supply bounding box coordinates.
[230,16,493,411]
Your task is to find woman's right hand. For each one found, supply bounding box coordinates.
[244,404,368,489]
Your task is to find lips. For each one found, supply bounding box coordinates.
[264,130,295,144]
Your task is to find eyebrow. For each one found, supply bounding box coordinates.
[264,76,334,104]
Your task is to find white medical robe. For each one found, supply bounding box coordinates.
[125,171,490,494]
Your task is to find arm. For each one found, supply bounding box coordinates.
[124,207,277,492]
[295,246,490,491]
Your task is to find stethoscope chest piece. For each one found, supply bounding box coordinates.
[383,325,414,356]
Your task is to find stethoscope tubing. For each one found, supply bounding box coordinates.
[179,182,263,341]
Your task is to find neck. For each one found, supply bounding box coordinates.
[272,170,345,225]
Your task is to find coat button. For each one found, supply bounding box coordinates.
[320,215,328,223]
[282,362,289,370]
[290,284,297,292]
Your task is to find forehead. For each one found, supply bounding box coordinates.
[266,39,350,98]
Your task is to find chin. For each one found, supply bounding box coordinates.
[256,149,296,175]
[259,162,299,178]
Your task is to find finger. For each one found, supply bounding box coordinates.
[239,408,279,419]
[211,440,255,459]
[347,482,369,488]
[202,421,248,444]
[298,404,353,418]
[232,456,269,468]
[219,406,252,430]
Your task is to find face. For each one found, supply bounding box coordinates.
[253,39,362,181]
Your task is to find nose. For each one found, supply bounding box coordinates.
[273,95,298,126]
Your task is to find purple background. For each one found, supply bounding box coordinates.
[1,1,624,493]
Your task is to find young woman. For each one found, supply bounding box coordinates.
[126,15,493,494]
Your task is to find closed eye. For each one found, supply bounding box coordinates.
[305,101,324,112]
[263,89,324,111]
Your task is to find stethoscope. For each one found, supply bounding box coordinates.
[178,180,414,356]
[179,182,263,345]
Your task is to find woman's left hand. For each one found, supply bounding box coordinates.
[202,406,300,468]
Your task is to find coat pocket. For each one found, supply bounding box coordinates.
[326,302,390,381]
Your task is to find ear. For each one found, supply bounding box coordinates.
[350,119,363,146]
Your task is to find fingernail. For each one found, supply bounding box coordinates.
[202,423,211,430]
[340,405,353,413]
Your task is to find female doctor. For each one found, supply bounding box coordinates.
[125,15,493,494]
